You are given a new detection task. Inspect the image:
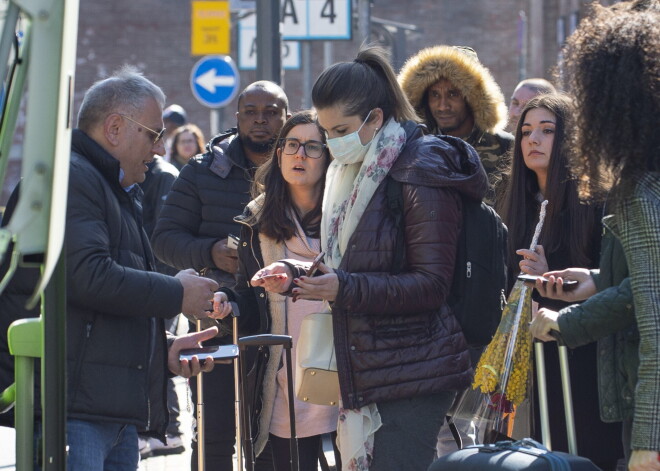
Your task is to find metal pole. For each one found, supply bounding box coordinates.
[210,109,222,137]
[256,0,282,84]
[301,42,311,109]
[323,41,333,70]
[233,315,243,470]
[43,251,67,470]
[196,319,205,471]
[534,341,552,449]
[558,345,578,455]
[357,0,371,44]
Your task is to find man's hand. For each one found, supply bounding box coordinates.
[168,327,219,377]
[211,239,239,274]
[535,268,596,303]
[176,268,219,318]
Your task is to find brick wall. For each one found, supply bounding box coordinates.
[2,0,610,206]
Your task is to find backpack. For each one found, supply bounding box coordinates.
[387,178,508,348]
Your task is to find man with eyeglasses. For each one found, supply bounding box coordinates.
[152,80,290,471]
[63,65,222,470]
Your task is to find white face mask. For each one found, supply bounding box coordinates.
[326,110,376,163]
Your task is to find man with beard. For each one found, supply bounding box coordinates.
[151,80,289,471]
[398,46,513,205]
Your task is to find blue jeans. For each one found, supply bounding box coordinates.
[66,419,138,471]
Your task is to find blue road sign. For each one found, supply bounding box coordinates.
[190,55,240,108]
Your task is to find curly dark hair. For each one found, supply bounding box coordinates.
[562,0,660,199]
[497,93,598,272]
[248,110,330,242]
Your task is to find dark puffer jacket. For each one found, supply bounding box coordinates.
[293,122,487,410]
[66,130,183,436]
[151,129,257,289]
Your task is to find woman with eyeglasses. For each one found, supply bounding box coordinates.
[212,110,340,471]
[169,124,205,170]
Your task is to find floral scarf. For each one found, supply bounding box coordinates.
[321,117,406,470]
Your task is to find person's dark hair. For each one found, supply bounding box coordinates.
[169,124,205,162]
[311,45,418,124]
[248,110,330,242]
[77,65,165,132]
[497,93,596,270]
[562,0,660,199]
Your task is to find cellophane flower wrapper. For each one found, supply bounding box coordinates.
[450,200,548,444]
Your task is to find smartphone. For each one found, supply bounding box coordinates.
[306,252,325,277]
[227,234,239,250]
[517,273,578,291]
[258,273,286,280]
[179,344,239,364]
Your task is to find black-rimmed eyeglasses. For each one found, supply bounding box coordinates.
[120,114,166,145]
[280,138,326,159]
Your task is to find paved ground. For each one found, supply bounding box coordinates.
[0,375,336,471]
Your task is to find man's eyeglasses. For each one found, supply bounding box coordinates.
[280,138,327,159]
[120,114,166,145]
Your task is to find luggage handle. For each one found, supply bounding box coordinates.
[238,334,299,471]
[534,332,578,455]
[238,334,293,349]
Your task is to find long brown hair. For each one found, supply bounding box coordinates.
[497,93,597,271]
[249,110,330,242]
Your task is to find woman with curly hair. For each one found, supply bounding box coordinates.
[530,2,660,470]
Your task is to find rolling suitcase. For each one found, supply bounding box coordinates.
[428,340,602,471]
[238,334,300,471]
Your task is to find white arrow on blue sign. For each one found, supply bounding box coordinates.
[190,55,240,108]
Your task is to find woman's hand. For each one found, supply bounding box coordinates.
[250,262,292,293]
[291,263,338,302]
[211,292,233,320]
[629,450,660,471]
[529,307,560,342]
[536,268,596,302]
[517,245,549,276]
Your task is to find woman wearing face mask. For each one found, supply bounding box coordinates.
[257,46,488,471]
[212,111,339,471]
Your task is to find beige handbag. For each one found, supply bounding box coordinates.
[295,310,339,406]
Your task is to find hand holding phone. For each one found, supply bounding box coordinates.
[179,345,238,365]
[517,273,578,291]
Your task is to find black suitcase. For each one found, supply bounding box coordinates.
[238,334,300,471]
[429,341,602,471]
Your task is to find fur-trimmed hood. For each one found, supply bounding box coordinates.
[398,45,508,134]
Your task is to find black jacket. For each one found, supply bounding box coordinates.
[66,130,183,436]
[151,130,257,289]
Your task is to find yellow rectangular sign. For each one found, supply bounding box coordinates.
[191,1,231,56]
